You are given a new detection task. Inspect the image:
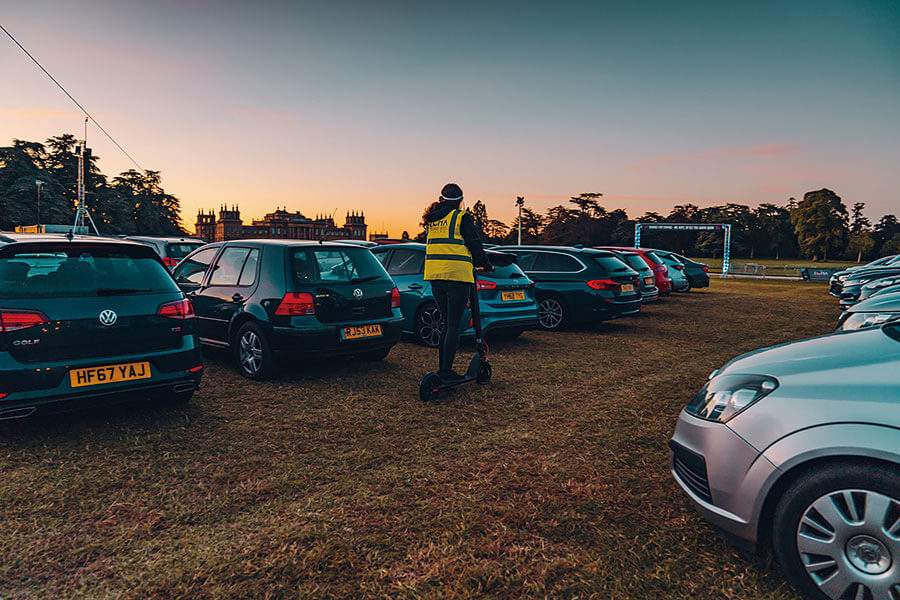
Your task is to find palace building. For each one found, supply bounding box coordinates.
[194,206,366,242]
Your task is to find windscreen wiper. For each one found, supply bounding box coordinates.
[350,276,381,283]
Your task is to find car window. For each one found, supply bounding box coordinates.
[173,247,218,285]
[372,250,391,266]
[621,254,651,273]
[0,246,178,299]
[209,247,252,286]
[592,255,632,273]
[533,252,583,272]
[509,251,536,271]
[237,248,259,287]
[386,248,424,276]
[641,251,663,266]
[166,242,205,260]
[293,247,388,284]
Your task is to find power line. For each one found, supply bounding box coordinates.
[0,22,145,172]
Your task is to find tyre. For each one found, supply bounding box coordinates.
[537,294,569,331]
[476,361,492,385]
[419,372,441,402]
[414,302,444,347]
[357,347,391,361]
[233,321,279,380]
[772,462,900,600]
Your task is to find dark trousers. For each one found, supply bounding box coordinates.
[431,279,471,372]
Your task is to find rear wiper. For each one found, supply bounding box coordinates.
[97,287,153,295]
[350,276,381,283]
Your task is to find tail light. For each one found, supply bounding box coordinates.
[0,310,50,332]
[586,279,621,291]
[391,287,400,309]
[476,279,497,290]
[701,265,709,272]
[0,393,7,399]
[672,264,684,270]
[158,298,194,319]
[188,365,203,373]
[162,257,178,268]
[275,292,316,316]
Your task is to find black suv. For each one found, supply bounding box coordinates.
[501,246,642,330]
[173,240,404,379]
[0,234,202,419]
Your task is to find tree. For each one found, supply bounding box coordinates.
[790,189,849,261]
[874,215,900,255]
[882,233,900,256]
[848,231,875,263]
[569,192,605,217]
[401,230,410,240]
[850,202,870,233]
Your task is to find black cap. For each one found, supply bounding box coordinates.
[440,183,463,202]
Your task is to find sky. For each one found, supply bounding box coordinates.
[2,0,899,237]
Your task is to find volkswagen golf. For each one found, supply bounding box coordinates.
[0,234,202,419]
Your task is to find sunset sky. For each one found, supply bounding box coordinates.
[2,0,899,237]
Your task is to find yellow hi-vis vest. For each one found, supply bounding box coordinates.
[423,208,474,283]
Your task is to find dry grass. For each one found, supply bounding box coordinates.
[0,279,838,599]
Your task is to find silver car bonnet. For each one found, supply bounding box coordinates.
[721,324,900,451]
[847,289,900,313]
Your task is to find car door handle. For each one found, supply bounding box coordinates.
[408,284,423,290]
[232,293,244,302]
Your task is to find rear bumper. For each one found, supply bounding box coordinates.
[272,315,404,355]
[479,315,539,334]
[687,273,709,288]
[0,338,203,417]
[588,297,642,319]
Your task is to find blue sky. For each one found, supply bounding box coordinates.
[2,0,898,234]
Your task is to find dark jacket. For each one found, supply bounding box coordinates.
[425,202,491,269]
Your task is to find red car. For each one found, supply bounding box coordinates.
[595,247,671,295]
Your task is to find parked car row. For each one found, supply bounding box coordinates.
[829,255,900,331]
[0,233,709,416]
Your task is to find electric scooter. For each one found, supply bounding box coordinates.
[418,270,492,401]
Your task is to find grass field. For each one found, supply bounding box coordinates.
[692,257,859,272]
[0,279,839,599]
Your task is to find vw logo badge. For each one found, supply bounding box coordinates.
[98,309,118,327]
[353,288,364,300]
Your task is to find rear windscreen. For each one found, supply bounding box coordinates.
[642,251,663,266]
[166,243,205,259]
[620,254,651,273]
[592,255,632,274]
[293,247,389,284]
[0,246,179,299]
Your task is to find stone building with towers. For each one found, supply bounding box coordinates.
[194,205,367,242]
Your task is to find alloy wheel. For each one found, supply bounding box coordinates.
[239,330,263,376]
[417,305,444,347]
[538,297,564,330]
[796,489,900,599]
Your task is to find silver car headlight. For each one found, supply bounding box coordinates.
[684,374,778,423]
[838,274,849,282]
[840,312,900,331]
[864,277,900,291]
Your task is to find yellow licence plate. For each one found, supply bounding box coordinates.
[70,361,151,388]
[644,277,654,286]
[341,324,383,340]
[501,290,526,301]
[620,284,635,293]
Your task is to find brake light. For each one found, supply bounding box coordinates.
[162,257,178,267]
[701,265,708,272]
[0,310,50,332]
[390,287,400,309]
[189,365,203,373]
[586,279,621,291]
[476,279,497,290]
[157,298,194,319]
[0,393,7,399]
[275,292,316,315]
[672,264,684,270]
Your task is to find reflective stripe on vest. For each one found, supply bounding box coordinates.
[423,209,474,283]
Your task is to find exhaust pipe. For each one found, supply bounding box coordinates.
[0,406,37,420]
[173,383,196,394]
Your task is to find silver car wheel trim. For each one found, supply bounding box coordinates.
[796,489,900,600]
[239,331,263,374]
[418,306,443,347]
[539,298,563,329]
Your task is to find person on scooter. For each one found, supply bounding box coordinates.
[422,183,493,382]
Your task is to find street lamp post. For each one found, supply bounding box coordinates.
[516,196,525,244]
[35,180,44,227]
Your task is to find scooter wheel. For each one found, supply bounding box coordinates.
[419,373,442,402]
[476,361,492,385]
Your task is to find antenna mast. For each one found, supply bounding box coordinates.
[73,119,100,235]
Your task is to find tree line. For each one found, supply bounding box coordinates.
[446,189,899,262]
[0,134,185,235]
